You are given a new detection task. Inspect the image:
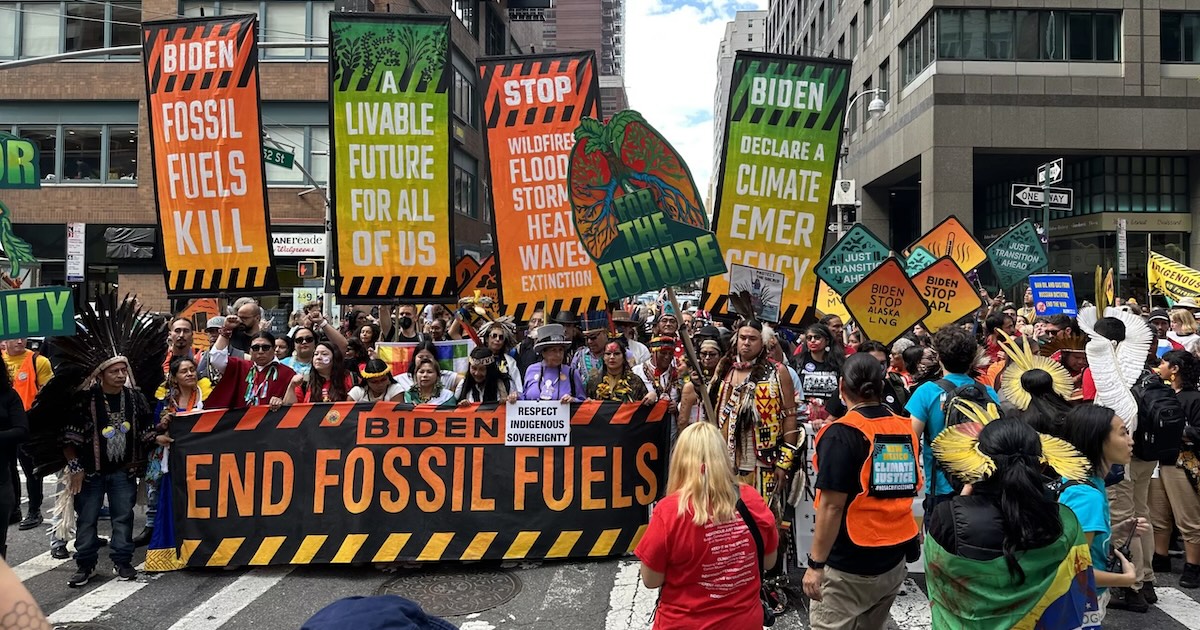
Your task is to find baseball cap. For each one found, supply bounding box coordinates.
[301,596,457,630]
[1149,309,1169,322]
[206,316,225,330]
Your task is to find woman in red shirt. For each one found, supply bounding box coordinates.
[284,341,353,403]
[636,421,777,630]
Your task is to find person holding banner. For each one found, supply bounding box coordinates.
[207,327,298,411]
[284,341,353,404]
[402,358,456,407]
[141,356,210,547]
[348,360,405,403]
[572,314,609,382]
[456,347,517,404]
[521,324,586,403]
[679,338,722,425]
[635,421,778,630]
[635,336,683,428]
[394,340,464,393]
[586,338,650,404]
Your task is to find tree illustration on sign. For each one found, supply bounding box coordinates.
[569,110,708,261]
[331,23,444,92]
[0,200,36,276]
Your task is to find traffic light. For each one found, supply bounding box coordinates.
[297,260,322,279]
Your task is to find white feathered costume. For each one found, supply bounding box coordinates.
[1077,306,1152,433]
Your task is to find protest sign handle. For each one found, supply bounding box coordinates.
[666,288,717,423]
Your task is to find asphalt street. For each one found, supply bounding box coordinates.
[8,474,1200,629]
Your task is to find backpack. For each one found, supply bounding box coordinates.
[929,378,992,494]
[1131,373,1186,462]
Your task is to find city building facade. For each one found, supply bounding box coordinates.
[711,9,766,208]
[542,0,627,115]
[0,0,540,313]
[767,0,1200,300]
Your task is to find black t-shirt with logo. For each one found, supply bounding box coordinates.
[799,357,839,403]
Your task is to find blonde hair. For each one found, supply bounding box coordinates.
[668,422,739,526]
[1171,309,1198,335]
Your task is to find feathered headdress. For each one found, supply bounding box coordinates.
[931,400,1091,484]
[1038,334,1088,357]
[478,316,517,347]
[997,331,1074,411]
[728,289,758,326]
[1077,285,1152,432]
[25,292,168,477]
[458,290,499,323]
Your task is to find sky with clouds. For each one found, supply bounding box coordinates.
[625,0,768,203]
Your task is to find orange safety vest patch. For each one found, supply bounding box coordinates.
[813,408,922,549]
[9,351,39,411]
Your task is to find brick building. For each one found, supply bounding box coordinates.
[0,0,537,313]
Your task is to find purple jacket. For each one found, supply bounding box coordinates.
[520,362,586,402]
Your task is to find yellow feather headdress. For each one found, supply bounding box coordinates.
[996,331,1074,411]
[931,399,1091,484]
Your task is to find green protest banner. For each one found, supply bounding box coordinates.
[702,52,851,327]
[0,132,39,190]
[905,246,937,277]
[986,219,1047,289]
[568,110,725,300]
[0,286,75,340]
[814,223,890,295]
[328,13,454,302]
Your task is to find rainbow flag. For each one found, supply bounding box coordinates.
[925,504,1100,629]
[376,340,474,377]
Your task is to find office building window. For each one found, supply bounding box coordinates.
[849,16,857,54]
[864,0,872,39]
[861,77,873,127]
[936,9,1118,61]
[900,16,935,84]
[453,151,477,219]
[453,67,475,128]
[837,35,844,58]
[847,90,858,134]
[6,124,137,183]
[453,0,476,37]
[0,1,141,59]
[262,124,329,185]
[880,0,889,19]
[878,57,889,102]
[181,1,332,59]
[1162,12,1200,62]
[485,4,504,55]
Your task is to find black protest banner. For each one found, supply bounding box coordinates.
[166,401,667,569]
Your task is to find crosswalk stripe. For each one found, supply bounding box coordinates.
[46,562,151,624]
[603,560,656,630]
[166,567,294,630]
[891,577,932,630]
[13,550,69,581]
[1155,586,1200,629]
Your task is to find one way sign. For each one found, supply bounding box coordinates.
[1010,184,1074,211]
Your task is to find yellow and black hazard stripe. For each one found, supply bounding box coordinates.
[143,16,257,97]
[479,52,600,131]
[728,57,848,133]
[167,266,272,295]
[338,274,455,302]
[178,525,648,568]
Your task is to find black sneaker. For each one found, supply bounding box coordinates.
[113,563,136,581]
[50,546,69,560]
[1141,582,1158,605]
[67,567,93,588]
[1181,563,1200,589]
[1109,586,1149,613]
[18,511,42,530]
[1153,553,1173,574]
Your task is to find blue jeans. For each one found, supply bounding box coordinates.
[145,479,158,529]
[74,471,136,570]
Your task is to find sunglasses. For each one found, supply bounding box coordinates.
[805,335,825,341]
[294,337,315,344]
[489,333,506,340]
[250,344,273,352]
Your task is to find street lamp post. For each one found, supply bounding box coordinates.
[836,88,888,241]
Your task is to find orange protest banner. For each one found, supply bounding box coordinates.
[912,257,985,333]
[142,15,278,296]
[478,52,606,322]
[842,258,930,346]
[460,254,500,304]
[455,255,481,291]
[906,215,987,274]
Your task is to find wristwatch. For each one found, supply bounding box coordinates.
[806,554,827,570]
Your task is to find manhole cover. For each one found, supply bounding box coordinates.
[378,570,522,617]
